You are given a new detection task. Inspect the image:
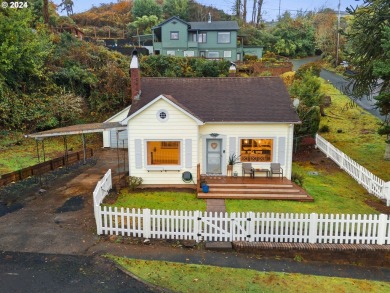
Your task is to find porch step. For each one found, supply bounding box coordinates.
[209,188,300,193]
[198,193,313,201]
[208,183,293,188]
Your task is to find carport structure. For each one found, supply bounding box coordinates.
[25,122,127,170]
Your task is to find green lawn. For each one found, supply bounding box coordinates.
[318,80,390,181]
[0,131,102,175]
[109,190,207,211]
[113,165,378,214]
[109,257,390,293]
[226,162,379,215]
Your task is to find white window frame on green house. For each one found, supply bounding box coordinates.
[167,50,176,56]
[170,31,179,40]
[207,51,219,59]
[184,51,195,57]
[192,32,207,43]
[218,32,231,43]
[224,51,232,58]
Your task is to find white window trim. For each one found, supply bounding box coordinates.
[144,139,183,171]
[170,31,179,40]
[184,50,195,57]
[218,32,231,44]
[224,51,232,58]
[207,51,220,58]
[156,109,169,122]
[238,137,275,163]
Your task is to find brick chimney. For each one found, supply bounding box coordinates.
[130,50,141,100]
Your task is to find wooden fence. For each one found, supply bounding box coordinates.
[0,149,93,187]
[93,170,390,245]
[316,134,390,206]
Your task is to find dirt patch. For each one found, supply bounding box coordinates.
[364,199,390,215]
[293,144,340,173]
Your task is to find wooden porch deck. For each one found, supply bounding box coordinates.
[198,175,313,201]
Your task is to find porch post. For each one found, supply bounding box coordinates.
[82,133,86,164]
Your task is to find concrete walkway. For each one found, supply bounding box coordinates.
[206,199,226,213]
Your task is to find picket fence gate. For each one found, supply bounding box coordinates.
[315,134,390,206]
[93,170,390,245]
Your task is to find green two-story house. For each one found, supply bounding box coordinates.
[152,16,262,62]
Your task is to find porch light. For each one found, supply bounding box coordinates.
[210,133,219,137]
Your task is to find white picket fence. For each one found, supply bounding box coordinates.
[316,134,390,206]
[93,170,390,245]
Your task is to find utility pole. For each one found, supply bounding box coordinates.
[279,0,281,18]
[336,0,341,66]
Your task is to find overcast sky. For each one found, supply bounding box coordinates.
[54,0,363,21]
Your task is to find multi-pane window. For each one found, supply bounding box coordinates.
[192,32,207,43]
[147,141,181,165]
[170,31,179,40]
[224,51,232,58]
[207,51,219,58]
[240,139,273,162]
[218,32,231,43]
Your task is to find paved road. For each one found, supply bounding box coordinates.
[0,251,156,293]
[292,58,385,120]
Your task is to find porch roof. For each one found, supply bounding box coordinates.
[25,122,126,139]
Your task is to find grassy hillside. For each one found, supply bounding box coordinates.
[318,80,390,181]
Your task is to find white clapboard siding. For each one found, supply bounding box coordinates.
[93,170,390,245]
[128,99,199,185]
[316,134,390,206]
[199,124,293,179]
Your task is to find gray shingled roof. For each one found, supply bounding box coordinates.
[188,21,239,31]
[129,77,300,123]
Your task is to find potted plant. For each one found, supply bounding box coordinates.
[227,153,239,176]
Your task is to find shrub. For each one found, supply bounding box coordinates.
[295,62,322,79]
[126,176,143,191]
[291,172,304,187]
[259,71,272,77]
[319,125,330,133]
[243,55,257,62]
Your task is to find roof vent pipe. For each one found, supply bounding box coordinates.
[208,12,211,23]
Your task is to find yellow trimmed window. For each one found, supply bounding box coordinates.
[240,139,273,162]
[147,141,181,165]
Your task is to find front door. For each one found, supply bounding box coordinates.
[206,139,222,174]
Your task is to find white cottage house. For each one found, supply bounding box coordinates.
[115,52,300,187]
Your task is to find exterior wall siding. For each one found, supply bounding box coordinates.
[128,99,199,185]
[199,124,293,179]
[157,21,239,61]
[161,21,189,49]
[103,107,130,148]
[198,31,237,49]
